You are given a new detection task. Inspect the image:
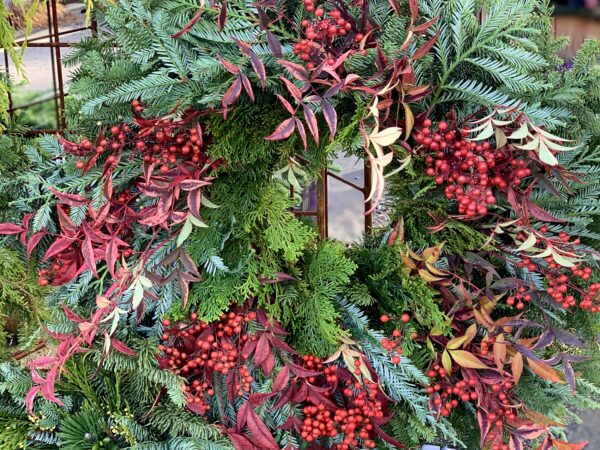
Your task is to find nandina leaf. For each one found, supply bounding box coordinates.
[25,386,40,412]
[49,187,88,207]
[514,424,546,439]
[449,349,490,369]
[266,31,282,57]
[277,60,308,81]
[302,105,319,145]
[289,363,322,378]
[171,7,204,38]
[411,16,439,32]
[106,239,119,278]
[265,117,295,141]
[26,231,47,257]
[408,0,418,21]
[526,357,565,384]
[178,272,190,309]
[223,76,243,109]
[229,433,258,450]
[512,352,524,384]
[307,388,338,411]
[294,118,307,150]
[240,73,255,102]
[249,51,266,89]
[321,100,337,137]
[218,0,227,31]
[217,55,239,74]
[111,338,137,356]
[82,234,98,277]
[387,0,400,15]
[509,435,524,450]
[279,76,303,101]
[412,32,438,60]
[62,304,84,323]
[373,424,405,448]
[254,333,270,366]
[272,365,290,393]
[31,356,59,368]
[43,237,75,262]
[277,94,295,115]
[246,409,279,450]
[0,223,24,234]
[527,202,564,223]
[41,367,64,406]
[262,351,275,376]
[553,439,588,450]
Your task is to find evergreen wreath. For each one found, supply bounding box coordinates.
[0,0,599,449]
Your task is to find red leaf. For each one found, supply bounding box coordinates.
[321,100,337,137]
[262,351,275,376]
[178,272,190,309]
[27,231,47,257]
[412,32,438,60]
[229,433,258,450]
[246,409,279,450]
[279,76,303,101]
[218,0,227,31]
[43,238,76,262]
[31,356,58,368]
[408,0,418,22]
[62,304,85,323]
[528,202,564,223]
[254,333,270,366]
[265,118,295,141]
[411,16,438,33]
[82,234,98,277]
[106,239,119,278]
[303,105,319,145]
[294,118,307,150]
[277,60,308,81]
[240,73,255,102]
[272,365,290,393]
[111,338,137,356]
[171,7,204,38]
[0,223,24,235]
[249,52,267,89]
[25,386,40,412]
[49,187,88,207]
[217,55,240,74]
[277,94,295,115]
[387,0,400,15]
[266,31,282,58]
[289,363,322,377]
[223,76,243,109]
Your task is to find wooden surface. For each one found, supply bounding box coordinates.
[555,15,600,58]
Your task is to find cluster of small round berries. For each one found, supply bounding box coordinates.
[295,3,364,68]
[418,119,531,217]
[427,367,516,425]
[506,286,532,310]
[158,310,258,413]
[70,101,211,175]
[379,314,409,365]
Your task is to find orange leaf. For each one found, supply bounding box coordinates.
[526,358,566,384]
[512,352,523,384]
[553,439,588,450]
[493,334,506,370]
[450,350,489,370]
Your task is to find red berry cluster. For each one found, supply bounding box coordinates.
[418,119,531,217]
[506,286,532,310]
[379,314,409,365]
[427,367,516,424]
[300,378,382,449]
[158,310,258,412]
[71,102,210,175]
[295,4,363,68]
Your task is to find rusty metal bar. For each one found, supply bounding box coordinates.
[46,0,60,129]
[50,0,66,129]
[294,210,318,216]
[327,170,363,191]
[316,169,328,238]
[13,26,91,45]
[8,92,64,112]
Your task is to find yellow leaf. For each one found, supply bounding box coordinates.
[538,139,558,166]
[516,232,537,252]
[526,358,566,384]
[403,103,414,140]
[369,127,403,146]
[463,323,478,347]
[447,335,469,350]
[442,350,452,373]
[512,352,523,384]
[493,334,506,370]
[524,409,564,428]
[401,255,417,269]
[426,261,448,277]
[429,328,444,337]
[449,350,490,370]
[418,269,446,283]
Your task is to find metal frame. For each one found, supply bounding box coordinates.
[3,0,96,134]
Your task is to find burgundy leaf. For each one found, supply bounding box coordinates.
[0,223,24,235]
[171,7,204,38]
[321,100,337,137]
[82,234,98,277]
[410,16,438,33]
[246,409,279,450]
[266,31,282,58]
[408,0,418,21]
[277,94,295,115]
[265,117,295,141]
[111,338,138,356]
[49,187,88,207]
[289,363,322,377]
[62,304,84,323]
[222,76,243,109]
[218,0,227,31]
[249,52,267,89]
[294,118,308,150]
[277,60,308,81]
[528,202,564,223]
[26,231,47,257]
[106,239,119,278]
[279,76,303,101]
[272,365,290,393]
[229,433,258,450]
[412,32,438,60]
[323,81,343,98]
[217,55,240,74]
[262,351,275,376]
[303,104,319,145]
[240,73,255,102]
[43,237,76,262]
[254,333,270,366]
